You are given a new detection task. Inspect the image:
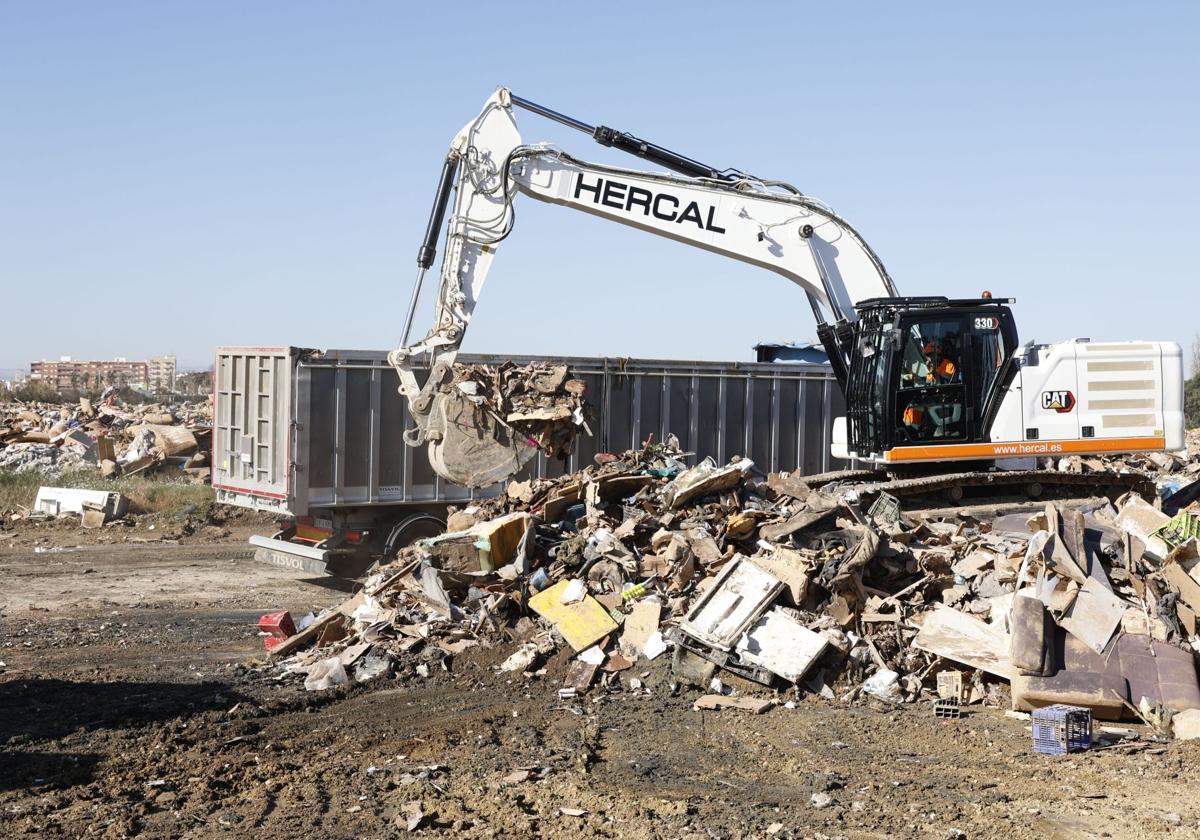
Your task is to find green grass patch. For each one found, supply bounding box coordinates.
[1186,374,1200,429]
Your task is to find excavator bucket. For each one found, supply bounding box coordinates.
[423,390,539,488]
[394,359,589,489]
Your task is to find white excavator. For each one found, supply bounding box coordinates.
[390,88,1184,498]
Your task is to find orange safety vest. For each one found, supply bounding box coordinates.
[926,358,956,382]
[903,405,925,426]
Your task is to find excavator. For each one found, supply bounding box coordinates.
[389,88,1184,501]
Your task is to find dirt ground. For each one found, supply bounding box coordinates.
[3,529,1200,839]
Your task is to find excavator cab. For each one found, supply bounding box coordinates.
[843,297,1018,461]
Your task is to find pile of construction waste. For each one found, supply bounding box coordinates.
[268,433,1200,735]
[0,398,212,482]
[1055,437,1200,503]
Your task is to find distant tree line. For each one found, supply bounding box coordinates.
[6,381,65,403]
[175,370,213,396]
[5,369,212,405]
[1188,334,1200,429]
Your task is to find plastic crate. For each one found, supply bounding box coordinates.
[1032,704,1092,755]
[869,492,902,525]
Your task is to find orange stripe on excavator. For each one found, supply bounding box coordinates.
[884,435,1166,463]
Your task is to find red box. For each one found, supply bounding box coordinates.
[263,636,287,652]
[258,610,296,639]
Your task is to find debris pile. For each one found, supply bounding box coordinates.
[0,442,91,476]
[448,361,591,461]
[268,435,1200,732]
[0,398,212,481]
[1050,431,1200,505]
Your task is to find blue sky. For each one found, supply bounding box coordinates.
[1,2,1196,376]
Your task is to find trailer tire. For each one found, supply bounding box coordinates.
[384,513,447,557]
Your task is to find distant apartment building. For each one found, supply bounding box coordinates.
[30,357,150,394]
[148,355,177,394]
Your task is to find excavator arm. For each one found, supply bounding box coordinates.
[389,87,897,486]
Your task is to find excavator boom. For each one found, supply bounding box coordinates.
[390,88,895,485]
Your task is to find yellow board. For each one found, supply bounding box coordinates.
[528,579,618,652]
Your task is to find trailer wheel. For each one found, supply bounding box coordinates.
[384,513,447,557]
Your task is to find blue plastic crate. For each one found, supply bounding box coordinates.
[1032,704,1092,755]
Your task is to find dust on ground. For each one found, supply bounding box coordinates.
[2,541,1198,839]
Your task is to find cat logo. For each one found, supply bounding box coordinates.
[1041,390,1075,413]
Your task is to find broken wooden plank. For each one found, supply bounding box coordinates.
[528,579,617,651]
[759,500,837,542]
[619,599,661,660]
[912,603,1016,680]
[749,548,811,605]
[692,695,773,713]
[267,592,364,659]
[1159,562,1200,615]
[1059,578,1127,655]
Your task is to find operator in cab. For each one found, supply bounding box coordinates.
[899,327,964,441]
[922,339,959,384]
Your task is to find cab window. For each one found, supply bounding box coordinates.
[970,314,1007,413]
[895,319,965,442]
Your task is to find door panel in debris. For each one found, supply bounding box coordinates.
[681,556,785,650]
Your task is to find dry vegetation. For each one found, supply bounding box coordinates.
[0,469,213,515]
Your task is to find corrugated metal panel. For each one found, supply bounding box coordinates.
[212,348,293,512]
[214,347,845,515]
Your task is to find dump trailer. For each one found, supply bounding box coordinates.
[213,347,845,575]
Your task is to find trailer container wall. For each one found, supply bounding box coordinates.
[213,348,294,512]
[214,348,845,517]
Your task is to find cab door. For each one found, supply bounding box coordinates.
[891,316,970,446]
[962,310,1015,440]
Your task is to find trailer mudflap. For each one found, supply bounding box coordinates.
[249,534,332,575]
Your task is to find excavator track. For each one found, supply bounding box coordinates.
[804,468,1156,507]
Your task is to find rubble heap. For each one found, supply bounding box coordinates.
[0,442,92,476]
[271,435,1200,727]
[1049,432,1200,504]
[448,361,591,461]
[0,398,212,481]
